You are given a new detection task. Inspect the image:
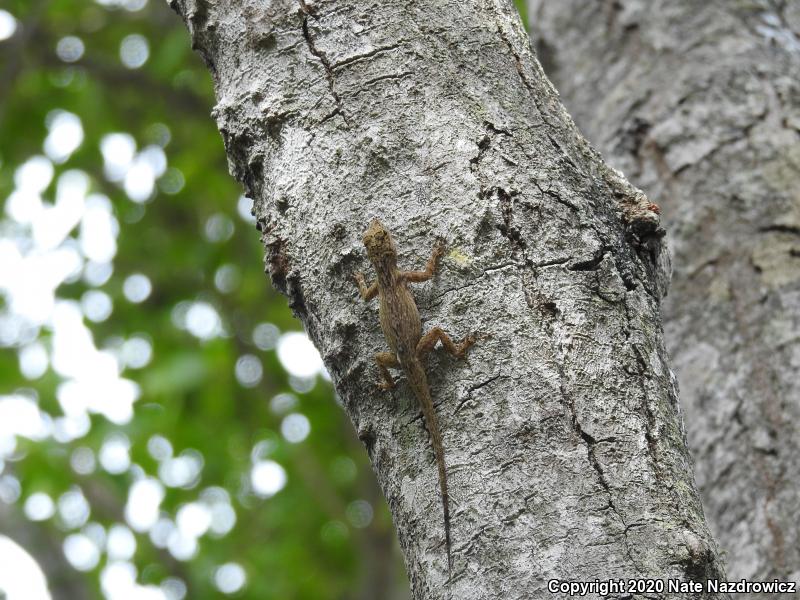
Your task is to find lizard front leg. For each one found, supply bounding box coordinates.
[416,326,475,360]
[401,241,444,283]
[375,352,399,390]
[354,272,378,301]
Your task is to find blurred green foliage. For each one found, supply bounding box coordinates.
[0,1,408,598]
[514,0,528,29]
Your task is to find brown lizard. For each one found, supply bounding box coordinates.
[354,218,475,576]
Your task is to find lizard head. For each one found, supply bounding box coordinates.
[363,218,398,267]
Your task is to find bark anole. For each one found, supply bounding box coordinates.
[354,218,475,576]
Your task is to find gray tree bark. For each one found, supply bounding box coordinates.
[170,0,728,597]
[527,0,800,593]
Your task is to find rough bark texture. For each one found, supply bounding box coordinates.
[171,0,728,597]
[527,0,800,592]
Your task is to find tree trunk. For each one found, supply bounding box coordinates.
[170,0,727,597]
[527,0,800,592]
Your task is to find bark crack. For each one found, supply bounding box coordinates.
[299,1,348,124]
[431,276,483,305]
[455,374,502,413]
[555,350,644,575]
[568,247,610,272]
[759,224,800,236]
[331,42,403,70]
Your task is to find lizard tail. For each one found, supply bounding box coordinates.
[405,358,453,577]
[432,420,453,579]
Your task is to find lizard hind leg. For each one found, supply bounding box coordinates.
[416,326,475,360]
[374,352,400,390]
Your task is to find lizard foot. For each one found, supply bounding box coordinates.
[455,334,478,358]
